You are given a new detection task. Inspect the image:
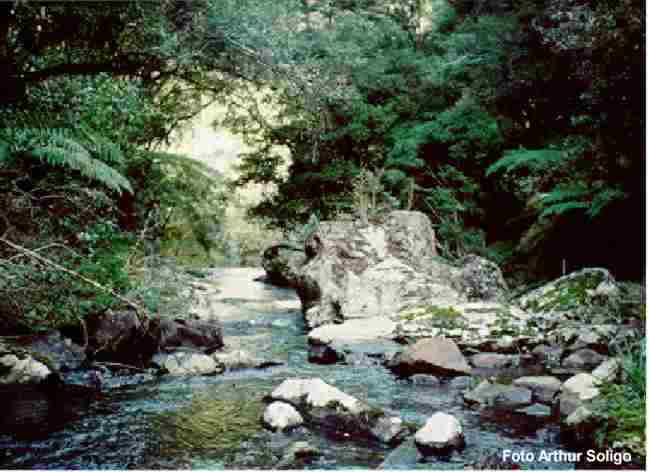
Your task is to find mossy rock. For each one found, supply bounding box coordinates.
[518,268,615,313]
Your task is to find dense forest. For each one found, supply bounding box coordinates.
[0,0,644,327]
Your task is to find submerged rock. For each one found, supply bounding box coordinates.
[263,402,303,431]
[387,337,472,378]
[463,380,532,409]
[512,376,562,405]
[414,412,464,455]
[268,378,406,444]
[276,441,320,469]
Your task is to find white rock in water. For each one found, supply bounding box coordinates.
[414,412,464,454]
[153,352,218,376]
[0,354,51,383]
[270,378,365,415]
[263,402,303,431]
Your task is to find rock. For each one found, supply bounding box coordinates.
[591,358,621,382]
[151,351,219,376]
[470,353,517,369]
[268,378,406,444]
[513,376,562,405]
[409,374,441,386]
[294,211,464,329]
[155,317,223,353]
[517,268,616,314]
[562,349,605,370]
[414,412,465,455]
[263,402,304,431]
[15,331,85,372]
[262,243,307,287]
[276,441,320,469]
[463,380,532,409]
[516,403,552,418]
[308,317,397,345]
[558,373,600,417]
[212,349,273,370]
[307,344,341,364]
[453,254,508,302]
[85,309,157,365]
[0,353,51,383]
[387,337,472,378]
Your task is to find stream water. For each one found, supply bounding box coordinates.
[0,268,576,469]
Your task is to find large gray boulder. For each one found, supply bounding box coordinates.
[262,243,307,287]
[294,211,464,329]
[557,373,600,417]
[513,376,562,405]
[267,378,406,444]
[387,337,472,378]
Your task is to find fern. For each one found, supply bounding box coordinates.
[486,147,566,176]
[2,128,132,194]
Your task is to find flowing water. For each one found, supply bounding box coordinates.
[0,268,576,469]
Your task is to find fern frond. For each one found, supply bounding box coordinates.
[486,148,566,176]
[540,201,590,217]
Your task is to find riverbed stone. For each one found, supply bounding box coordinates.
[387,337,472,378]
[378,438,422,469]
[268,378,406,444]
[263,401,304,431]
[449,376,474,390]
[212,349,274,370]
[591,358,621,382]
[414,412,464,455]
[463,380,532,409]
[453,254,508,302]
[151,351,219,376]
[513,376,562,405]
[558,373,600,417]
[470,353,517,369]
[562,348,605,370]
[155,317,224,353]
[0,352,51,383]
[16,331,86,371]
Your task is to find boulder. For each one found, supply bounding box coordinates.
[562,349,605,370]
[85,309,157,365]
[513,376,562,405]
[591,358,621,383]
[262,243,307,287]
[517,268,616,314]
[151,351,219,376]
[414,412,465,455]
[409,374,441,386]
[294,211,465,329]
[155,317,223,353]
[387,337,472,378]
[470,353,518,369]
[531,344,564,364]
[453,254,508,302]
[558,373,600,417]
[449,376,474,390]
[463,380,532,409]
[378,438,422,469]
[268,378,406,444]
[0,352,50,384]
[263,402,304,431]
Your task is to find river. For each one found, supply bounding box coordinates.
[0,268,575,469]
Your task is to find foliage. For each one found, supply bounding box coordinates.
[594,339,646,456]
